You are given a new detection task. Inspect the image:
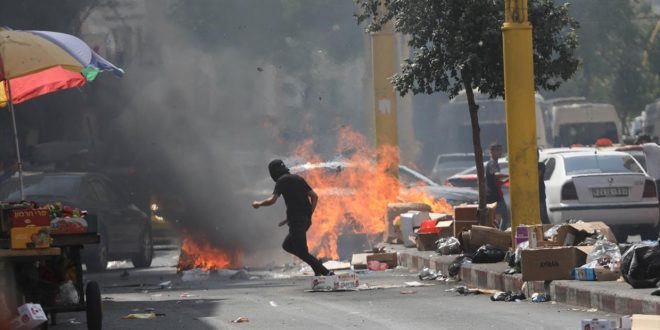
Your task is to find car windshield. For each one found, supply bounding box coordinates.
[2,175,82,201]
[563,154,643,175]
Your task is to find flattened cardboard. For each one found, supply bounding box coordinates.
[556,221,617,246]
[521,246,593,281]
[453,204,497,226]
[311,273,359,291]
[351,253,369,270]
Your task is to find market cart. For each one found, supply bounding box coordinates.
[0,204,102,330]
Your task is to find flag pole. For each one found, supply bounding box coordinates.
[4,79,24,200]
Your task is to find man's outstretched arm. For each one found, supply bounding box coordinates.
[252,193,280,209]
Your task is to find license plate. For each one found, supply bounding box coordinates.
[592,187,629,198]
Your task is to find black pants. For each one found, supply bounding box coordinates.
[282,222,329,276]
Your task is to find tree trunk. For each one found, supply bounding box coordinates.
[462,75,487,226]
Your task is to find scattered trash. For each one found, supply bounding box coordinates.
[472,244,506,263]
[159,281,172,289]
[144,308,155,313]
[180,293,198,298]
[269,301,278,307]
[400,290,417,294]
[587,308,598,312]
[151,294,163,298]
[231,316,249,323]
[448,255,472,277]
[620,241,660,288]
[418,268,438,281]
[404,281,428,287]
[367,260,389,271]
[490,291,526,302]
[122,313,156,320]
[55,281,79,305]
[181,268,210,282]
[66,318,81,325]
[531,293,550,303]
[230,270,250,280]
[453,286,480,295]
[436,237,461,255]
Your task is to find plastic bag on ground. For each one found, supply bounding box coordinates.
[620,241,660,288]
[55,281,79,305]
[514,241,529,265]
[418,267,438,281]
[448,255,472,277]
[436,237,461,255]
[472,244,505,263]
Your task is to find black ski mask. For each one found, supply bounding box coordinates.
[268,159,290,182]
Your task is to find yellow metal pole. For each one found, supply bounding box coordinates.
[371,16,399,175]
[502,0,540,237]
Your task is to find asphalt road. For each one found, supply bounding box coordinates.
[50,251,621,330]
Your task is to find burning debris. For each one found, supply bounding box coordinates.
[177,233,242,273]
[290,127,453,260]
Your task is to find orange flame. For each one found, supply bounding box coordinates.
[292,127,453,259]
[178,233,242,271]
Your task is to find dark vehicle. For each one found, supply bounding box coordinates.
[0,172,153,272]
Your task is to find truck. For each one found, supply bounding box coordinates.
[550,102,622,147]
[433,91,549,155]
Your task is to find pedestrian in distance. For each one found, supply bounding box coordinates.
[252,159,333,276]
[537,149,550,225]
[485,143,511,230]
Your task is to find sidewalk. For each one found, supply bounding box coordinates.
[391,245,660,315]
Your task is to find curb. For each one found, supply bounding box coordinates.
[398,250,660,315]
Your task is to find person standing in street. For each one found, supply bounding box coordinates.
[538,149,550,225]
[618,134,660,204]
[485,143,510,230]
[252,159,333,276]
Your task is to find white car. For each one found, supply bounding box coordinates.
[542,149,659,241]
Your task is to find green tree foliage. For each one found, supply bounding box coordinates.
[551,0,658,128]
[356,0,579,223]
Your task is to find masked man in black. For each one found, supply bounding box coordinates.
[252,159,333,276]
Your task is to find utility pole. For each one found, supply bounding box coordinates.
[502,0,540,237]
[371,6,399,175]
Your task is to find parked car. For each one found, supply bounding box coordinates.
[541,150,659,241]
[0,172,153,271]
[430,153,479,183]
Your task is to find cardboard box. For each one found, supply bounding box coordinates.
[521,246,593,281]
[10,208,50,228]
[620,314,660,330]
[350,253,369,270]
[366,252,398,268]
[400,211,450,247]
[453,204,497,226]
[580,319,617,330]
[435,219,478,238]
[467,225,511,252]
[556,221,617,246]
[573,267,621,281]
[311,273,359,291]
[11,303,48,330]
[416,232,439,251]
[10,227,51,249]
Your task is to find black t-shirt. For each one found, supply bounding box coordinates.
[485,159,502,203]
[273,173,313,224]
